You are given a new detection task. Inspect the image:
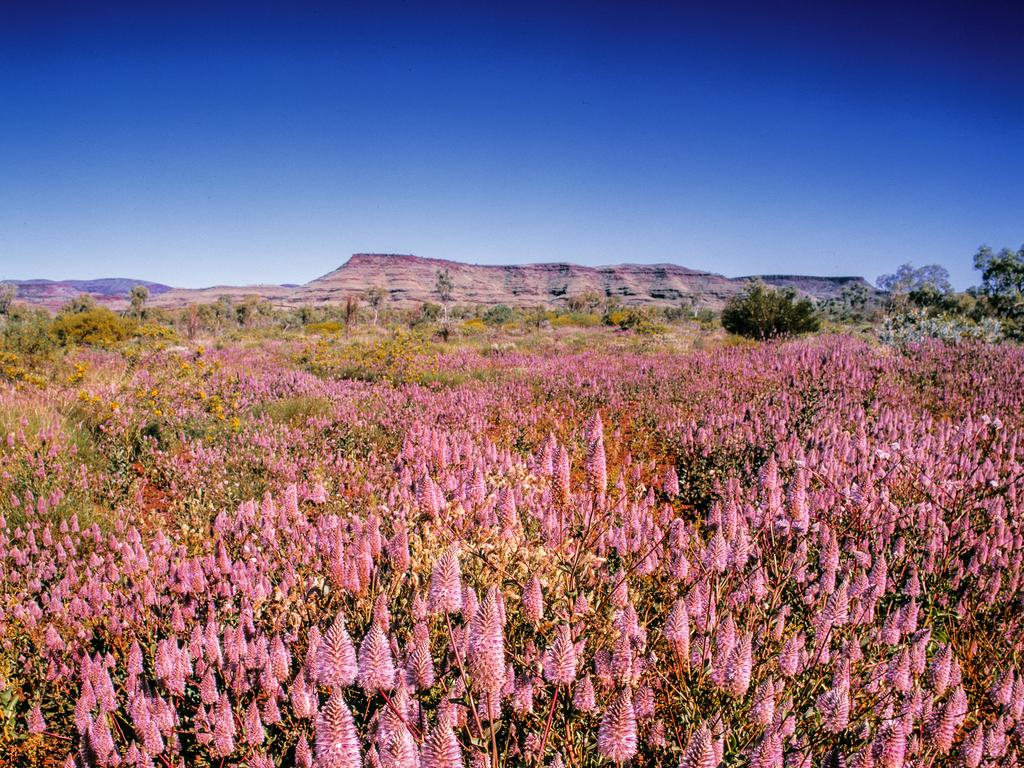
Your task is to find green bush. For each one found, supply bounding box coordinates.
[695,309,719,327]
[550,312,601,328]
[482,304,514,326]
[603,307,665,335]
[304,320,343,335]
[972,244,1024,340]
[721,283,820,340]
[410,302,442,326]
[51,307,133,347]
[1,307,56,356]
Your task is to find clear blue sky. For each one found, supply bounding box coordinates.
[1,1,1021,289]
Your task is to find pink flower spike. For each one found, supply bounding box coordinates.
[598,688,637,764]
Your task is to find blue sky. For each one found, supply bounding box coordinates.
[1,1,1021,289]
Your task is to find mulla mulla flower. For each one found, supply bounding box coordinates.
[382,726,418,768]
[429,546,463,616]
[358,621,397,694]
[597,688,637,764]
[584,412,607,498]
[405,630,436,691]
[522,576,543,626]
[316,690,362,768]
[573,674,596,712]
[244,699,264,745]
[664,598,690,662]
[543,624,578,686]
[28,703,46,735]
[420,714,463,768]
[679,722,717,768]
[468,586,507,694]
[319,610,359,689]
[212,694,236,758]
[816,680,850,733]
[724,632,753,697]
[873,720,906,768]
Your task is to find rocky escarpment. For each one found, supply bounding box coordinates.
[290,253,873,310]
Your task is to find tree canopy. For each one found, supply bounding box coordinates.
[721,283,820,340]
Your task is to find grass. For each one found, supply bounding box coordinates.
[251,395,334,426]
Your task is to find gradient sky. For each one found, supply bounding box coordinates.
[1,1,1021,289]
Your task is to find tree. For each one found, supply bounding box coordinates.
[0,282,16,318]
[343,294,360,329]
[235,301,252,327]
[435,269,454,323]
[566,291,602,314]
[365,286,386,326]
[973,244,1024,338]
[184,304,201,341]
[59,294,97,315]
[129,284,149,318]
[820,283,881,324]
[415,302,441,325]
[721,283,820,340]
[877,263,952,310]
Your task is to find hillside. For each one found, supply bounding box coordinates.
[6,278,172,311]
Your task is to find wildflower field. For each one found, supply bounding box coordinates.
[2,334,1024,768]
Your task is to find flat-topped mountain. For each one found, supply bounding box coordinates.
[10,254,875,311]
[290,254,872,309]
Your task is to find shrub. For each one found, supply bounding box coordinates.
[879,310,1004,346]
[136,322,180,343]
[57,293,97,315]
[550,312,601,328]
[0,282,15,317]
[482,304,515,326]
[297,329,429,383]
[304,320,343,335]
[50,307,133,347]
[0,351,46,386]
[662,304,693,322]
[411,302,442,326]
[1,306,56,356]
[721,283,820,339]
[603,307,666,335]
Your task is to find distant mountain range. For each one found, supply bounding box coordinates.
[7,254,875,311]
[5,278,174,310]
